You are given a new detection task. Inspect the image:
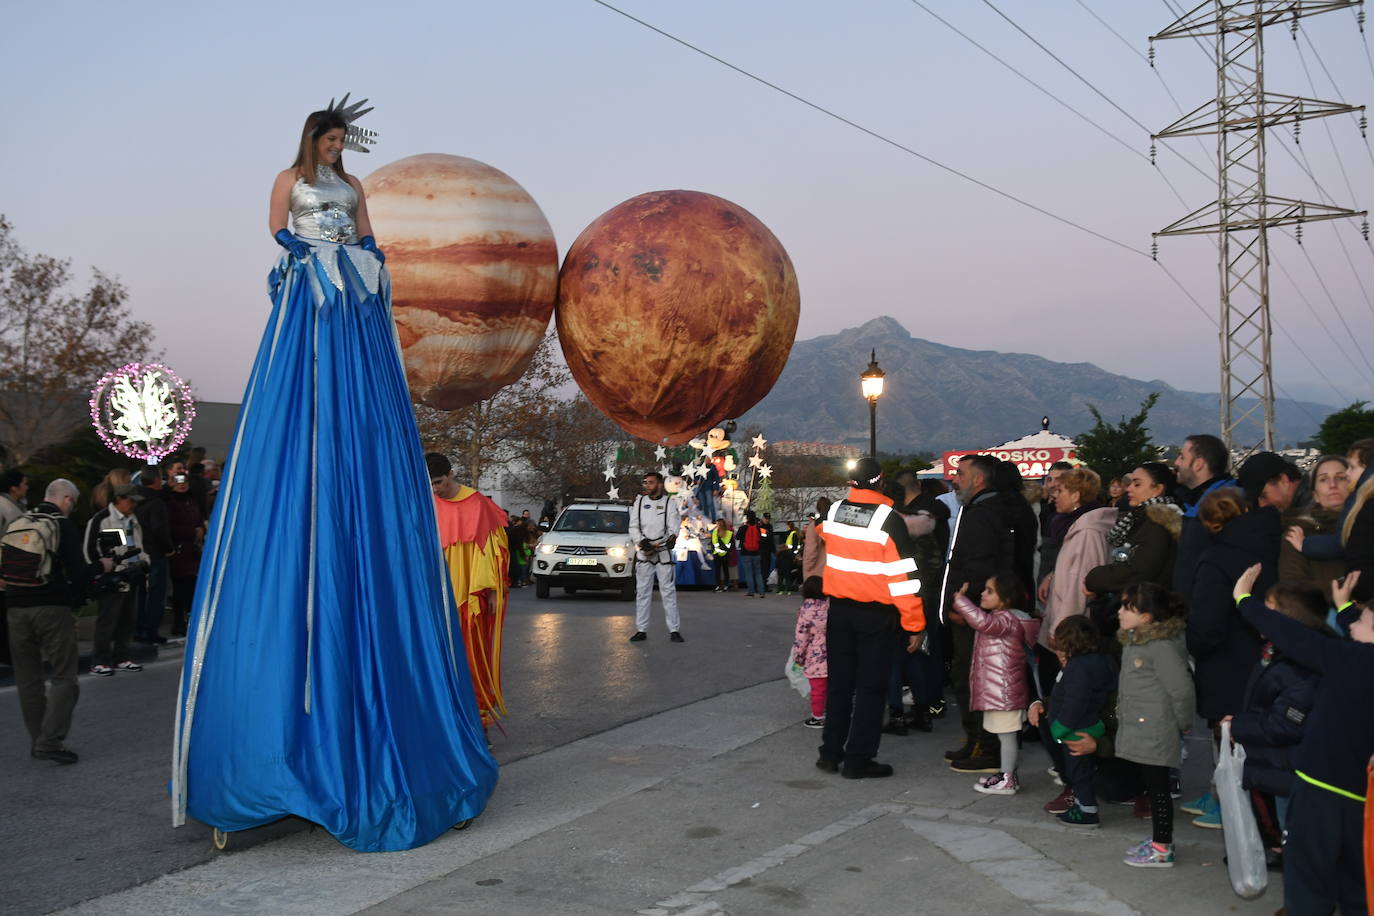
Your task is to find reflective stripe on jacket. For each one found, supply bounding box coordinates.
[819,487,925,632]
[711,529,733,556]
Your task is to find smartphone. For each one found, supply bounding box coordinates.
[174,475,187,484]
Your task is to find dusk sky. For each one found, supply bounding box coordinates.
[4,0,1372,415]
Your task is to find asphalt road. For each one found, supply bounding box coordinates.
[0,583,799,916]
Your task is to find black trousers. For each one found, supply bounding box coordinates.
[820,598,898,765]
[1284,779,1367,915]
[713,556,731,589]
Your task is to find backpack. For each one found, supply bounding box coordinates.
[1,510,61,588]
[743,525,760,552]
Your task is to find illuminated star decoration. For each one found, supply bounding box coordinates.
[752,434,767,451]
[607,483,618,500]
[748,453,764,469]
[653,445,667,461]
[603,465,616,481]
[759,464,773,479]
[699,445,715,462]
[90,362,196,463]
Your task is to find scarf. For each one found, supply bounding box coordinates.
[1106,494,1173,547]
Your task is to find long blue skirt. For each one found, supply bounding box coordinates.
[171,243,498,852]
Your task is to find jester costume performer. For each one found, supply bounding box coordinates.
[171,99,497,852]
[433,483,510,729]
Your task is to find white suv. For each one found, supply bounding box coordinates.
[531,501,636,600]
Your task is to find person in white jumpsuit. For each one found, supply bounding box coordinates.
[628,472,684,642]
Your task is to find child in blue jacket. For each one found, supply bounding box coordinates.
[1233,565,1372,915]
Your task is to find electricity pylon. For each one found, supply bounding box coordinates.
[1151,1,1367,455]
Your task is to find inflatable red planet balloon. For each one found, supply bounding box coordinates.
[556,190,800,445]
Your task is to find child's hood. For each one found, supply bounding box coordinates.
[1117,615,1186,647]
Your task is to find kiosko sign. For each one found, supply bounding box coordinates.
[942,448,1076,480]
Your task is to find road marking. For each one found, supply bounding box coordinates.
[909,818,1140,915]
[641,803,1139,916]
[638,804,902,915]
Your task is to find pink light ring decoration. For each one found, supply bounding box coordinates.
[89,362,197,463]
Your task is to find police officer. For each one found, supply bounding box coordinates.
[817,457,926,778]
[628,471,684,642]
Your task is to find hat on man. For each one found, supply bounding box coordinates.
[849,457,884,489]
[112,484,145,503]
[1236,451,1300,501]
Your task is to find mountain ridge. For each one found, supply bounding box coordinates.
[737,316,1332,452]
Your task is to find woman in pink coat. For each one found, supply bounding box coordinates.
[1041,468,1117,651]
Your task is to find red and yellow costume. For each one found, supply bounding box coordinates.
[434,486,510,728]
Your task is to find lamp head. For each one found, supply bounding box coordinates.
[860,349,885,401]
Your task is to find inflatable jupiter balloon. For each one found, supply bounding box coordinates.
[362,154,558,410]
[556,190,800,445]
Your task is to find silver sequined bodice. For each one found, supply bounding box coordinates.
[289,166,358,243]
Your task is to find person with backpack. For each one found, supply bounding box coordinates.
[737,512,767,598]
[2,479,112,765]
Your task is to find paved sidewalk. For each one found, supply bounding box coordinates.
[62,678,1278,916]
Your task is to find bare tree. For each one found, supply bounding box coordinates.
[414,330,571,484]
[0,216,156,466]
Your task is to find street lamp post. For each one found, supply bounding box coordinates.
[860,349,885,458]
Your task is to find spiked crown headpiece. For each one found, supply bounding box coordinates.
[324,93,377,153]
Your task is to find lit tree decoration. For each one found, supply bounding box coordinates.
[90,363,196,462]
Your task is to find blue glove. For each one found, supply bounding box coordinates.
[359,235,385,265]
[273,229,311,261]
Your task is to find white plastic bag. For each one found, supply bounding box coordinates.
[784,650,810,698]
[1215,720,1268,900]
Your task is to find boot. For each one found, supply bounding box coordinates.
[949,740,1000,774]
[944,735,976,761]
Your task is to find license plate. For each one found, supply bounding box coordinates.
[567,557,599,566]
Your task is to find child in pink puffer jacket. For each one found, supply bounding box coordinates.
[792,576,830,728]
[952,573,1040,796]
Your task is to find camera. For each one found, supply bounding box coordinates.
[174,474,187,484]
[93,529,147,593]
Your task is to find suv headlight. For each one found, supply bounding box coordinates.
[538,543,556,555]
[607,544,629,559]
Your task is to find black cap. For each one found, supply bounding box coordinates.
[849,457,884,489]
[1236,451,1300,500]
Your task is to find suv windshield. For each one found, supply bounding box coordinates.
[552,509,629,534]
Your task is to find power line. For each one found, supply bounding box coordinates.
[587,0,1150,256]
[590,0,1352,418]
[979,0,1216,186]
[906,0,1190,208]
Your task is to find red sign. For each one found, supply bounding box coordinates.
[941,448,1077,480]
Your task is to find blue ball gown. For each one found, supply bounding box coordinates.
[171,166,498,852]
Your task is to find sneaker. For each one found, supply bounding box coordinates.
[1123,841,1175,868]
[1192,807,1223,829]
[114,660,143,672]
[1057,804,1101,829]
[31,746,79,765]
[1047,766,1065,787]
[89,664,115,677]
[1043,787,1075,815]
[929,699,947,719]
[803,716,825,729]
[628,631,647,642]
[1179,791,1217,816]
[974,772,1019,795]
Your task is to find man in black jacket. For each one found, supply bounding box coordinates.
[1172,434,1233,605]
[5,479,111,764]
[943,454,1013,771]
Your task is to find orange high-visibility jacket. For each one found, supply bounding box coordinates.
[819,487,925,632]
